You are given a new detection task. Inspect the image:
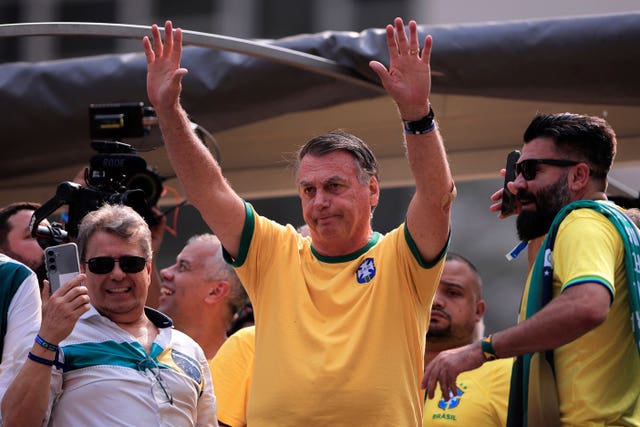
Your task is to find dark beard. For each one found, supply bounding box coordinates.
[427,325,451,339]
[427,309,451,338]
[516,177,571,241]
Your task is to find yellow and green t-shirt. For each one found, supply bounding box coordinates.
[423,358,512,426]
[227,202,446,426]
[520,208,640,425]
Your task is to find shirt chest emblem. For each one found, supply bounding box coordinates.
[356,257,376,284]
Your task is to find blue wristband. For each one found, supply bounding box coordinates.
[27,351,64,370]
[35,334,58,352]
[28,352,55,366]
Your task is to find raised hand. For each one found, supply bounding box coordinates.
[369,17,432,120]
[143,21,189,112]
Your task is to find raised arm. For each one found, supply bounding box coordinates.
[143,21,245,257]
[369,18,453,262]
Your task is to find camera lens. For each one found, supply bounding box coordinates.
[127,171,161,206]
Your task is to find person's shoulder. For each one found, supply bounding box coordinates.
[231,325,255,340]
[0,254,35,285]
[563,200,625,221]
[560,202,619,232]
[380,224,405,239]
[227,326,255,348]
[0,253,29,270]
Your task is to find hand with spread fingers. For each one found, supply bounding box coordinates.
[143,20,189,113]
[369,17,432,121]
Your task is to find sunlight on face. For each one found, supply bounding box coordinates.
[83,231,151,323]
[297,151,378,254]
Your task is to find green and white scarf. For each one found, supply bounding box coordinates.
[506,200,640,427]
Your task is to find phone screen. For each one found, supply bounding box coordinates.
[500,150,521,216]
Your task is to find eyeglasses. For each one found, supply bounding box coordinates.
[515,158,580,181]
[137,357,174,405]
[82,256,147,274]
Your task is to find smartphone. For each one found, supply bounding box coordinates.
[500,150,521,216]
[44,242,81,293]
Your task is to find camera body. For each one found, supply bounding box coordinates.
[31,103,163,246]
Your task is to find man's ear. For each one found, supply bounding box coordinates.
[569,163,591,191]
[204,281,230,304]
[369,176,380,208]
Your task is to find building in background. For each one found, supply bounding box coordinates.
[2,0,639,62]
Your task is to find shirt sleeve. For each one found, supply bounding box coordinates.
[0,271,41,394]
[554,210,620,297]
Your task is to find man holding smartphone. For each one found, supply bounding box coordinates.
[423,113,640,426]
[2,204,217,426]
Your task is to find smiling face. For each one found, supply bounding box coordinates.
[297,150,379,256]
[82,231,151,324]
[158,238,220,324]
[513,137,575,241]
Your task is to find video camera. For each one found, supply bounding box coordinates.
[31,102,164,247]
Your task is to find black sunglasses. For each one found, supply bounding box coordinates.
[83,256,148,274]
[515,158,580,181]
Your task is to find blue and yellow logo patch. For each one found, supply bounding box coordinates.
[356,257,376,284]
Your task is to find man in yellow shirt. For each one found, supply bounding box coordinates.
[424,113,640,425]
[144,16,454,426]
[424,253,511,426]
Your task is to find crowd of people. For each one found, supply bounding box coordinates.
[0,15,638,427]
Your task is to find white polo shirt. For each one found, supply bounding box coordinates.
[48,306,218,427]
[0,254,41,402]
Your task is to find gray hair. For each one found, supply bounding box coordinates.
[294,130,379,185]
[76,204,152,261]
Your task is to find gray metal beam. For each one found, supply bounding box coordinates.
[0,22,385,93]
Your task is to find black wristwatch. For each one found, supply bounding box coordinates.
[402,105,435,135]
